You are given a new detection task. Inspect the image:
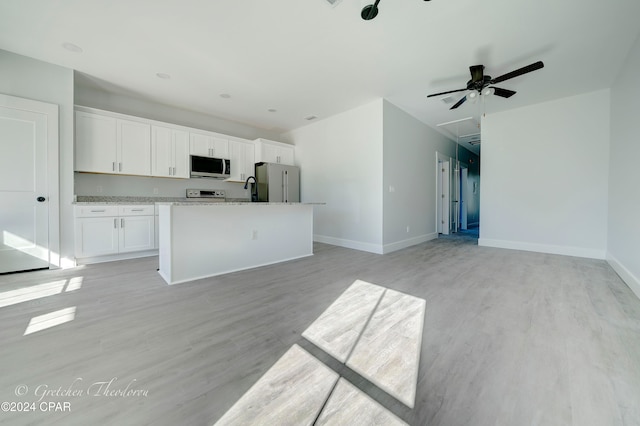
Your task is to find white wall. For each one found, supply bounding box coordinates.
[382,100,459,252]
[74,82,284,141]
[608,34,640,298]
[0,49,75,267]
[479,90,610,259]
[285,100,384,253]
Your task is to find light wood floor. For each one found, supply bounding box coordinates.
[0,236,639,425]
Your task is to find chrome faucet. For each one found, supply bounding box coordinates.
[244,176,259,202]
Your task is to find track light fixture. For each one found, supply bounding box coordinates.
[361,0,380,20]
[361,0,431,21]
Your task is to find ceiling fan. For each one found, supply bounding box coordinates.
[427,61,544,110]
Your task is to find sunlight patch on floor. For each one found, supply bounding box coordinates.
[23,306,76,336]
[0,277,84,309]
[215,279,425,424]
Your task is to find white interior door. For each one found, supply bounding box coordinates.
[0,95,55,273]
[437,160,450,235]
[460,167,468,230]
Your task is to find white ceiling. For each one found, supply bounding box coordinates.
[1,0,639,155]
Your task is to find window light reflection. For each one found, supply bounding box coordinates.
[23,306,76,335]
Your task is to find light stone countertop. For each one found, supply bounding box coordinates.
[73,196,323,206]
[157,201,324,206]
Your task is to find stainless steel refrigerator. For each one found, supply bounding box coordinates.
[255,162,300,202]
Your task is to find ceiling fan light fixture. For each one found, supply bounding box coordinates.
[483,87,494,96]
[468,91,477,99]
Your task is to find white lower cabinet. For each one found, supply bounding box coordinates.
[75,205,155,260]
[75,216,119,257]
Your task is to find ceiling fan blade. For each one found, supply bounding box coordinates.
[491,87,516,98]
[450,96,467,110]
[427,88,467,98]
[469,65,484,83]
[490,61,544,84]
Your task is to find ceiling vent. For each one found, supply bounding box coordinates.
[304,115,318,121]
[468,140,481,146]
[324,0,343,6]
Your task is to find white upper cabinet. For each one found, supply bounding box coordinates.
[227,139,256,182]
[190,132,229,158]
[75,111,151,176]
[152,125,189,178]
[75,107,284,180]
[75,111,117,174]
[254,138,295,165]
[118,119,151,176]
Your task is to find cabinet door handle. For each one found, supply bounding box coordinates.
[114,218,117,228]
[112,162,116,171]
[121,218,124,228]
[119,162,122,172]
[169,166,172,176]
[91,209,106,213]
[172,167,176,175]
[131,209,144,212]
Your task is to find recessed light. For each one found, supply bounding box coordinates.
[267,108,277,113]
[220,93,231,99]
[62,42,83,53]
[304,115,318,121]
[156,73,171,80]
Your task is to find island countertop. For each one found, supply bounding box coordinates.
[74,196,323,206]
[155,201,324,206]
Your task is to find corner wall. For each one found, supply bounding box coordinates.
[0,49,75,267]
[381,100,461,252]
[285,100,384,253]
[479,89,610,259]
[608,34,640,299]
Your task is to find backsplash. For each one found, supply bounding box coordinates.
[74,172,251,199]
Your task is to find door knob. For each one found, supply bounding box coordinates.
[37,196,46,202]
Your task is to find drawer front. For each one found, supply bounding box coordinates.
[119,205,154,216]
[75,205,119,217]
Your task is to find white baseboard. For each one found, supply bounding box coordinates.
[75,249,159,265]
[313,235,383,254]
[313,233,438,255]
[382,233,438,254]
[607,253,640,301]
[478,238,606,260]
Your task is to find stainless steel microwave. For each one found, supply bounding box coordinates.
[190,155,230,179]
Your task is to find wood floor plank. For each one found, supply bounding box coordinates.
[0,236,639,425]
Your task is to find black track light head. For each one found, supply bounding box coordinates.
[361,0,380,20]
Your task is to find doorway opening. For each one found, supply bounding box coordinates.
[436,152,479,242]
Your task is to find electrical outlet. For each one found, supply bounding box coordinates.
[252,230,258,240]
[96,185,102,193]
[389,185,395,193]
[153,188,159,195]
[406,226,410,233]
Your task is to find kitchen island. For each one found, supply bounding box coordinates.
[157,202,316,285]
